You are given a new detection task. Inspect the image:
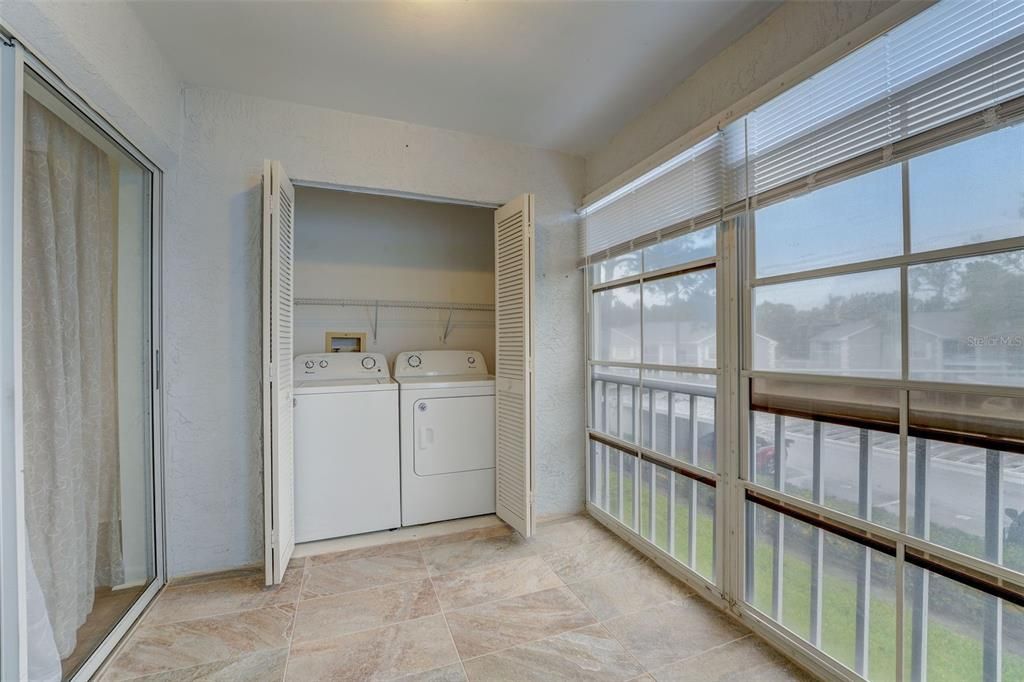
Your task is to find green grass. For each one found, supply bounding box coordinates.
[594,461,1024,681]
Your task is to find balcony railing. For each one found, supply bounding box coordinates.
[748,410,1023,680]
[588,369,717,580]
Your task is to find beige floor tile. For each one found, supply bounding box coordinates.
[394,663,467,681]
[647,636,813,681]
[146,567,302,625]
[417,525,514,549]
[542,537,647,583]
[603,599,747,670]
[431,555,562,611]
[309,539,423,567]
[301,551,428,599]
[446,586,596,659]
[102,605,294,680]
[566,562,692,620]
[102,647,288,682]
[529,515,614,552]
[421,534,538,576]
[293,579,440,643]
[461,623,644,682]
[285,614,459,681]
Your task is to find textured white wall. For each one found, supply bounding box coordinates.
[168,86,585,576]
[585,0,929,194]
[0,0,181,170]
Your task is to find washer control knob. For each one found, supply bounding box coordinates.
[361,356,376,370]
[408,354,422,368]
[304,360,315,369]
[467,355,476,365]
[319,360,328,368]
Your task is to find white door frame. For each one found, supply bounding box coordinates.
[0,33,167,682]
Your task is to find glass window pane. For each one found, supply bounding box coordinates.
[755,165,903,278]
[752,269,902,378]
[592,284,641,363]
[590,366,639,443]
[750,412,899,531]
[747,503,897,680]
[748,501,779,615]
[671,472,692,568]
[590,442,638,531]
[620,452,637,531]
[909,250,1024,387]
[904,565,1024,681]
[642,268,717,367]
[641,370,716,472]
[910,123,1024,253]
[591,251,641,285]
[639,462,672,553]
[695,481,716,581]
[639,460,653,541]
[608,447,621,519]
[652,465,671,554]
[643,225,716,272]
[781,516,813,641]
[908,437,1024,574]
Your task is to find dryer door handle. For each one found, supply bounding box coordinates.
[418,427,435,451]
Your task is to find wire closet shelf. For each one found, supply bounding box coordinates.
[293,297,495,343]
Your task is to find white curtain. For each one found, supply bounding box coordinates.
[22,95,123,660]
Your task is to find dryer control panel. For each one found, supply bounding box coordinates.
[394,350,488,378]
[294,352,389,379]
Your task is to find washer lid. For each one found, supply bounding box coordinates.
[294,378,397,395]
[395,375,495,390]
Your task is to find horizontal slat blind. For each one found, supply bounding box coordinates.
[747,0,1024,198]
[582,0,1024,265]
[581,134,721,258]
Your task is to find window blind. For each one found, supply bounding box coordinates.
[746,0,1024,199]
[580,133,721,261]
[581,0,1024,263]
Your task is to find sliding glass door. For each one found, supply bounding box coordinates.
[0,41,163,682]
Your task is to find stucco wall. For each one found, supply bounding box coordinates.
[0,0,181,170]
[584,0,930,194]
[168,86,585,576]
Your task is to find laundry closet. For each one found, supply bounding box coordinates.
[259,161,536,584]
[292,187,497,367]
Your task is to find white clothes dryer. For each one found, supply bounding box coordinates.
[293,352,400,543]
[394,350,495,526]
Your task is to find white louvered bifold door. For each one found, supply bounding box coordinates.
[262,160,296,585]
[494,194,535,538]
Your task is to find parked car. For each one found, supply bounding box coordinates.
[697,431,790,477]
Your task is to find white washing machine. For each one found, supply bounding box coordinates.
[394,350,495,526]
[293,352,400,543]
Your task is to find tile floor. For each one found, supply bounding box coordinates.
[98,515,813,681]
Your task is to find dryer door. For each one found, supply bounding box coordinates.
[414,395,495,475]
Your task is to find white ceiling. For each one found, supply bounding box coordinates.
[132,1,779,157]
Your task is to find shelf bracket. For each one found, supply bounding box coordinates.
[372,300,380,342]
[442,306,455,344]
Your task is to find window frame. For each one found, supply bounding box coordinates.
[0,38,167,682]
[585,221,727,593]
[738,123,1024,681]
[583,110,1024,682]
